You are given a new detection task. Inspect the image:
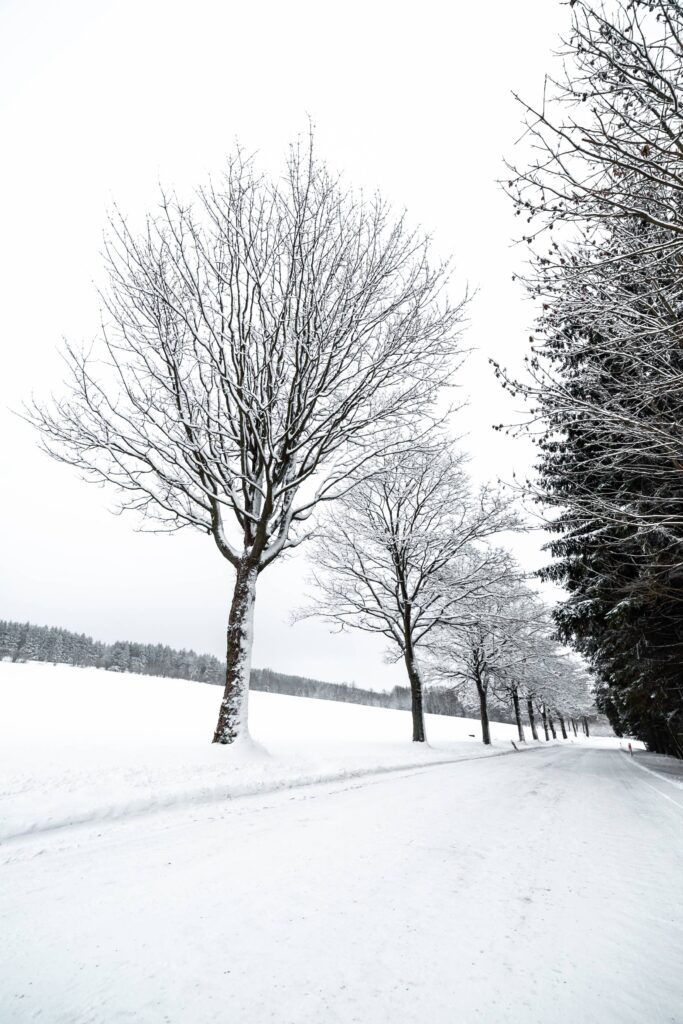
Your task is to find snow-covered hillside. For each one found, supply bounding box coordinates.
[0,661,599,841]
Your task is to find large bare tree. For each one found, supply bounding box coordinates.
[303,443,517,741]
[29,140,466,744]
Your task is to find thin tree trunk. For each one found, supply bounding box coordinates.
[558,714,568,740]
[541,705,550,741]
[548,713,557,740]
[571,718,578,737]
[212,559,259,744]
[476,677,491,745]
[583,716,590,738]
[404,644,426,742]
[512,688,525,742]
[527,697,539,741]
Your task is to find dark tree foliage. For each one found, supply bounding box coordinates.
[0,619,225,684]
[534,293,683,757]
[498,221,683,756]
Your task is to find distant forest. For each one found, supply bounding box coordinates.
[0,618,477,720]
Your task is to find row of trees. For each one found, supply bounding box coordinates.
[28,133,593,745]
[253,668,472,719]
[430,586,595,745]
[303,444,595,744]
[500,0,683,756]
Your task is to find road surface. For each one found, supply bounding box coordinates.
[1,745,681,1023]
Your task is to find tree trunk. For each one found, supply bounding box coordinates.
[558,714,568,740]
[527,697,539,741]
[404,645,426,742]
[212,559,259,744]
[476,677,491,745]
[571,718,578,737]
[583,716,590,738]
[548,713,557,740]
[541,705,550,741]
[512,688,525,742]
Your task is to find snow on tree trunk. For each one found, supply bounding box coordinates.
[541,705,550,742]
[212,560,258,744]
[404,647,426,743]
[527,698,539,741]
[512,688,525,742]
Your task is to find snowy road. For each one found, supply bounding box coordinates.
[1,745,681,1024]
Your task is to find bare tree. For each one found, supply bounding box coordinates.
[488,590,555,744]
[526,652,595,742]
[546,658,596,733]
[430,576,595,746]
[508,1,683,247]
[510,629,595,743]
[28,139,467,744]
[425,565,525,745]
[302,443,517,742]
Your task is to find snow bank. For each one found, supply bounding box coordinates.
[0,661,590,841]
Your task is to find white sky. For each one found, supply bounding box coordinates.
[0,0,567,689]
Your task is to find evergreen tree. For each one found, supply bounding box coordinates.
[501,0,683,757]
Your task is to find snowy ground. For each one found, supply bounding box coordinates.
[0,662,572,841]
[2,746,681,1024]
[4,662,678,1024]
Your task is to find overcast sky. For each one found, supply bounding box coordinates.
[0,0,568,689]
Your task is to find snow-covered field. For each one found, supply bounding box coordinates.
[0,661,580,841]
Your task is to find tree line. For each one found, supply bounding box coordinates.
[499,0,683,757]
[252,669,477,719]
[0,619,225,683]
[303,446,596,743]
[0,618,473,718]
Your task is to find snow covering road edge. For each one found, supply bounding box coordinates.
[1,741,559,844]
